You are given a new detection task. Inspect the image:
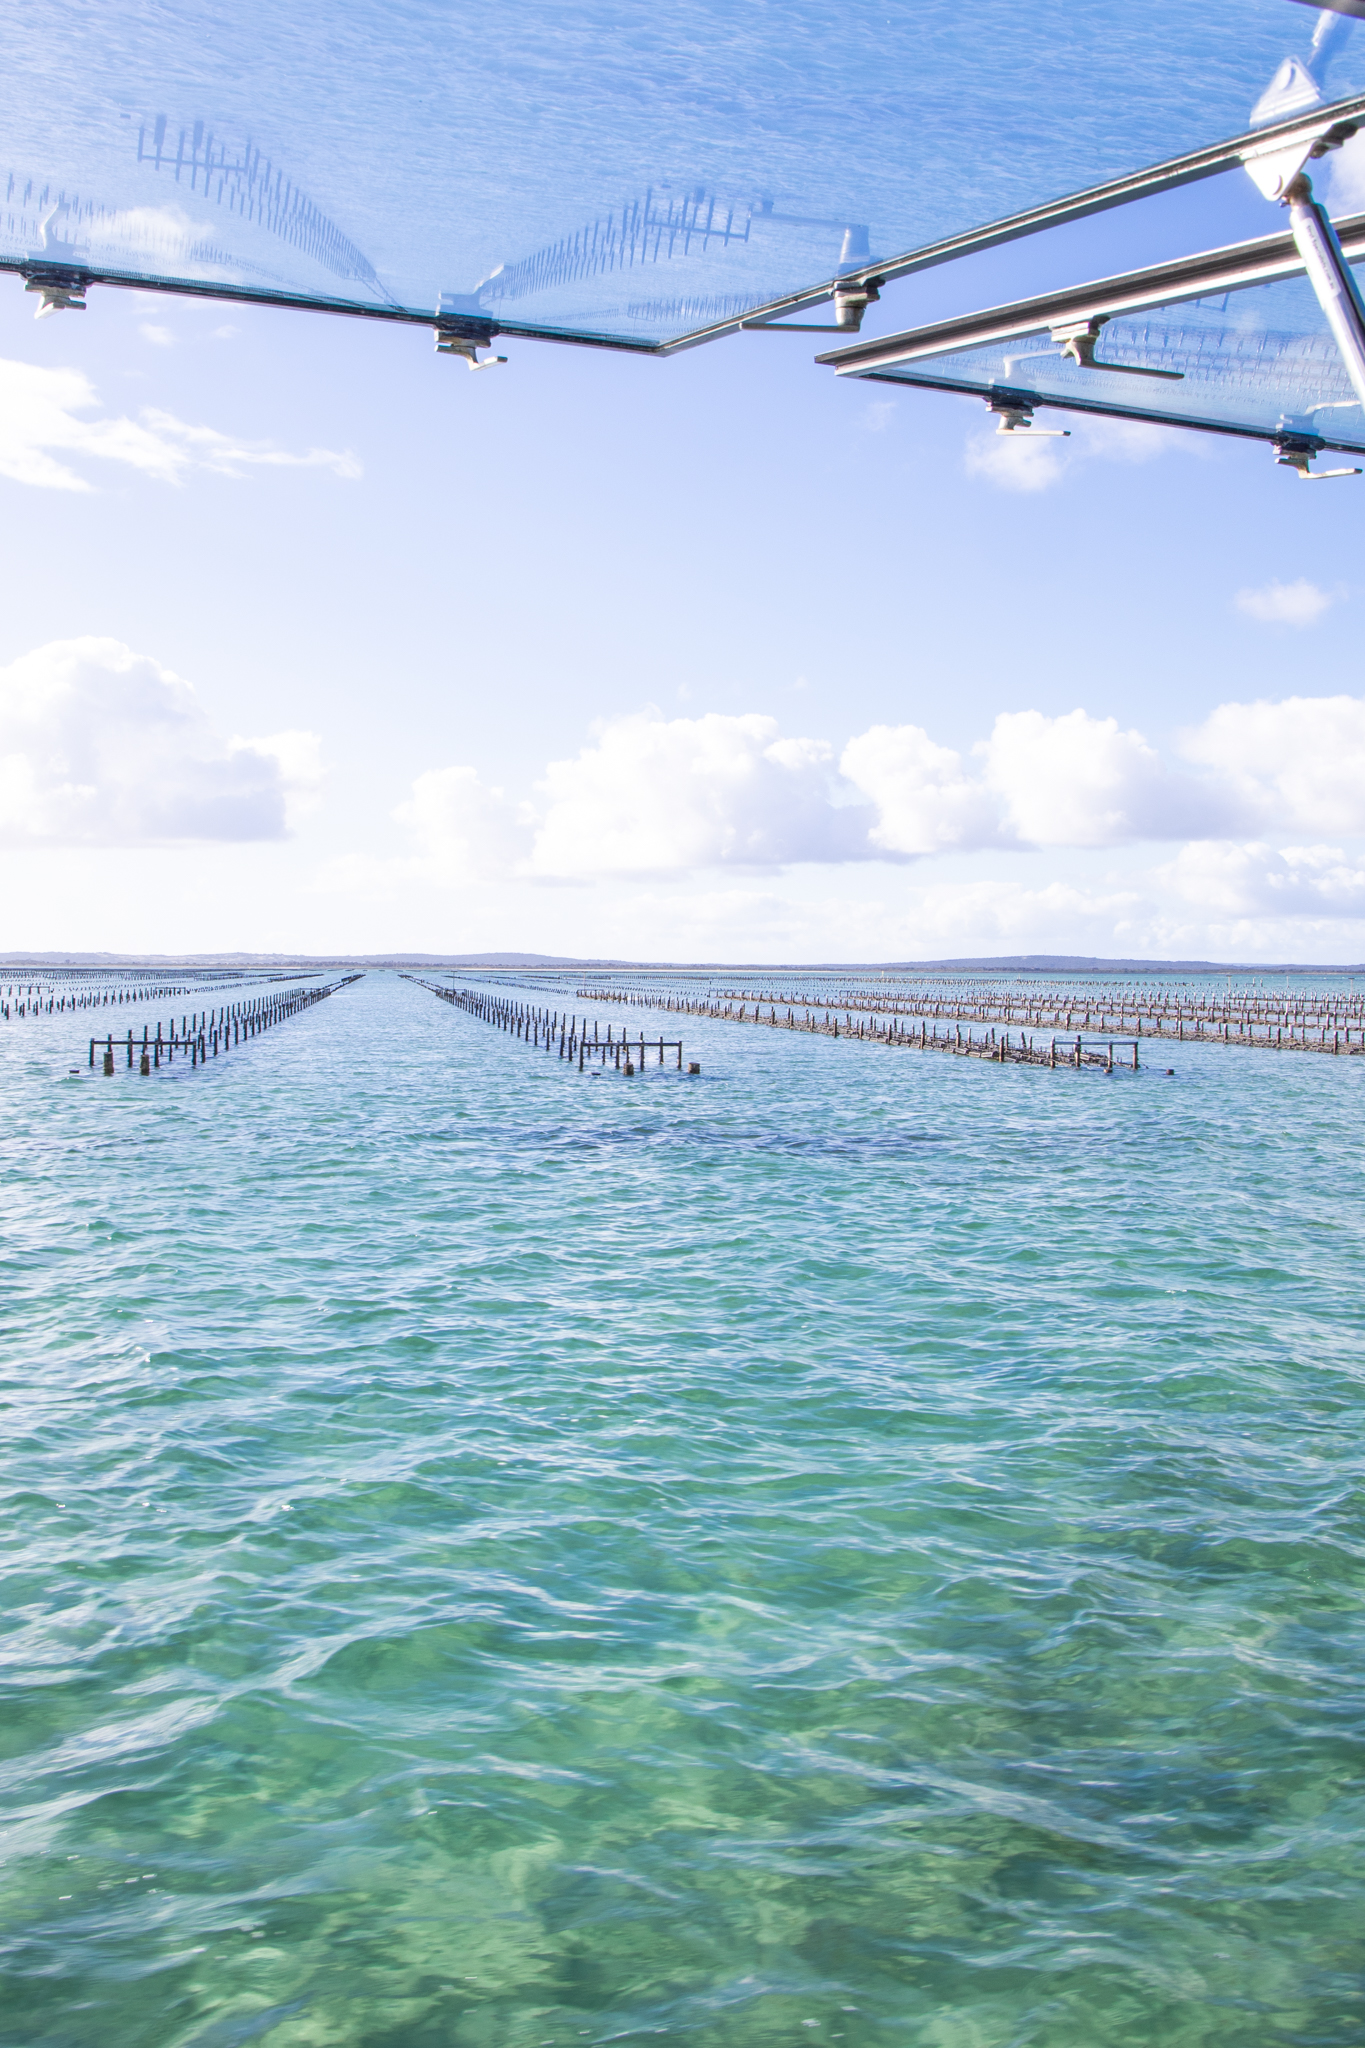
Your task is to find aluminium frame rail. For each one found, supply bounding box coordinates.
[815,210,1365,461]
[7,96,1365,358]
[816,213,1365,377]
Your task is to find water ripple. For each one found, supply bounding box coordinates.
[2,974,1364,2045]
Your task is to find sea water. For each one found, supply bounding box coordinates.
[3,970,1363,2048]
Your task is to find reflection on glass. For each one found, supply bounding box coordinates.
[6,0,1365,346]
[849,272,1365,450]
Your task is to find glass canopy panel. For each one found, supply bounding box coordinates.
[5,0,1365,348]
[831,268,1365,450]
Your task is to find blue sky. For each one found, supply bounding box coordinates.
[1,165,1363,963]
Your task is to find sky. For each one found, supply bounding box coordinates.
[1,163,1364,964]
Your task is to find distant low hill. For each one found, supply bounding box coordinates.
[3,950,1364,974]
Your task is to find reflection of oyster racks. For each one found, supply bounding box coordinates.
[1,173,244,271]
[136,115,386,294]
[479,189,756,306]
[626,291,768,324]
[981,318,1356,399]
[1101,318,1355,398]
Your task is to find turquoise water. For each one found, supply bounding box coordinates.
[4,970,1364,2047]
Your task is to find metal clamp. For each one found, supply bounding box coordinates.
[435,330,507,368]
[1050,316,1183,380]
[433,304,506,369]
[1273,432,1362,478]
[742,280,882,334]
[988,397,1070,438]
[21,266,88,318]
[1242,114,1359,202]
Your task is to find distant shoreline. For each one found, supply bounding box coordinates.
[4,951,1365,975]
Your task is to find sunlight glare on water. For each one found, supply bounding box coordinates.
[3,970,1364,2047]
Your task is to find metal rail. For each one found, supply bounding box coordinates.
[9,95,1365,358]
[817,213,1365,377]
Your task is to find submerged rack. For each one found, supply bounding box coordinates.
[88,976,361,1073]
[1049,1036,1140,1071]
[408,978,689,1071]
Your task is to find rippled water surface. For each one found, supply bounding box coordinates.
[3,971,1364,2047]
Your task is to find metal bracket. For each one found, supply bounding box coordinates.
[831,281,880,331]
[988,398,1070,438]
[1050,316,1183,379]
[21,266,89,318]
[435,330,508,368]
[742,281,882,334]
[1241,114,1359,201]
[432,295,502,359]
[1273,432,1362,477]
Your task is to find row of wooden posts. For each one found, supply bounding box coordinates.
[408,978,695,1072]
[573,982,1143,1068]
[88,976,361,1073]
[697,978,1365,1033]
[7,980,201,1020]
[576,979,1365,1054]
[8,969,316,1023]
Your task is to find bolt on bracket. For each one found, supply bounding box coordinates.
[987,397,1070,437]
[1050,316,1183,380]
[432,301,506,368]
[1273,432,1362,477]
[21,266,89,318]
[434,329,508,367]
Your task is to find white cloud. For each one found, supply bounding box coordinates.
[963,411,1184,494]
[840,723,999,854]
[1234,578,1333,626]
[377,692,1365,937]
[1181,694,1365,834]
[237,729,326,831]
[1157,839,1365,918]
[964,427,1067,493]
[0,637,320,844]
[528,712,875,875]
[0,359,360,492]
[139,323,176,348]
[395,765,528,880]
[840,709,1230,854]
[981,708,1226,846]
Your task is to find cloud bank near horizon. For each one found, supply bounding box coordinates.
[0,638,322,844]
[8,637,1365,949]
[396,696,1365,888]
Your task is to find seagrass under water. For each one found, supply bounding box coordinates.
[3,970,1363,2048]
